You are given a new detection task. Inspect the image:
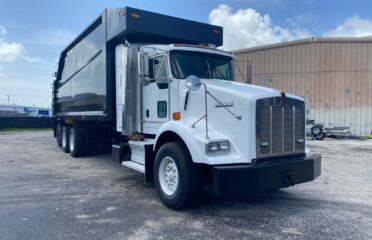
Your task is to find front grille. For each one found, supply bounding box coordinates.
[256,97,305,158]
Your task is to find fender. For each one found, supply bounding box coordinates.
[154,120,205,164]
[153,120,246,165]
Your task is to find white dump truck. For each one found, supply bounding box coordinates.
[52,7,321,209]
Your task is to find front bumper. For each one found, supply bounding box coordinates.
[212,154,321,196]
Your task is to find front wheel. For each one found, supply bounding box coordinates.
[154,142,202,210]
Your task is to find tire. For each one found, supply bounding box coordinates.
[154,142,202,210]
[314,132,326,140]
[56,123,63,147]
[69,127,85,157]
[311,125,322,136]
[61,126,71,153]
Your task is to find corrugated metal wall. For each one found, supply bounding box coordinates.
[233,39,372,137]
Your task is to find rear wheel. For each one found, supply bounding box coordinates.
[154,142,202,210]
[69,127,85,157]
[61,126,71,153]
[56,123,63,147]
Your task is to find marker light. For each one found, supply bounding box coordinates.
[172,112,181,120]
[131,13,140,18]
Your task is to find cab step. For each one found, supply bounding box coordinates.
[112,138,155,182]
[122,161,145,173]
[128,139,155,165]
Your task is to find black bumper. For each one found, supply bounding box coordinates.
[212,154,321,196]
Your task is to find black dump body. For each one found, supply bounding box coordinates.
[52,7,223,122]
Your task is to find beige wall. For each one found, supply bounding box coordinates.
[234,41,372,137]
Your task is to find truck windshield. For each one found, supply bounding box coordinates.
[170,50,234,81]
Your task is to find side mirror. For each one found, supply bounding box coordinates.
[140,53,152,85]
[186,75,201,91]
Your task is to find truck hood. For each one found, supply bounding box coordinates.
[178,78,303,164]
[201,79,303,102]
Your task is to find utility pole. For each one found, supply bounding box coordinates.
[6,95,10,105]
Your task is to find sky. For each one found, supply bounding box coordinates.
[1,0,372,107]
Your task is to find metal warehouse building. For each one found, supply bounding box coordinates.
[233,37,372,137]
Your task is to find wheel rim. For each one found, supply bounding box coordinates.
[69,131,75,152]
[159,157,179,196]
[62,129,66,148]
[313,127,321,135]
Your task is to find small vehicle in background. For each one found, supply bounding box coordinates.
[311,122,327,140]
[307,119,351,140]
[306,120,326,140]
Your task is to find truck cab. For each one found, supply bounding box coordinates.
[114,42,321,209]
[53,7,321,210]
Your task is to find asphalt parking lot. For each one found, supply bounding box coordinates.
[0,130,371,240]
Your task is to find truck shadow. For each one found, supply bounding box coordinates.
[196,186,320,210]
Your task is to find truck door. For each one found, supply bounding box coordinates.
[142,54,169,134]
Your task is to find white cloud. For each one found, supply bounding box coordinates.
[0,26,62,106]
[209,4,311,51]
[286,14,312,27]
[0,25,41,63]
[0,25,44,95]
[323,16,372,37]
[0,40,26,62]
[23,55,42,63]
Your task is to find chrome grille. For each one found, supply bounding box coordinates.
[256,97,305,158]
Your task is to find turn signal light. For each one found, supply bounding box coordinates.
[173,112,181,120]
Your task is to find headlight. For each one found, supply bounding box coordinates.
[219,141,230,151]
[206,140,230,153]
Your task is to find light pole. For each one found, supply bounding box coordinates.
[6,95,10,105]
